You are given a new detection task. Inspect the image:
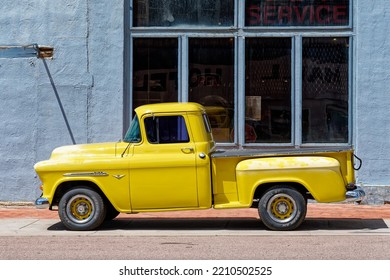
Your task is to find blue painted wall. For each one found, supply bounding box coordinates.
[0,1,124,201]
[0,1,389,203]
[355,1,390,189]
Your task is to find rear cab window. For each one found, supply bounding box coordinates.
[202,113,212,134]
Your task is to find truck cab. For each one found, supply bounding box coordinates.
[123,102,216,211]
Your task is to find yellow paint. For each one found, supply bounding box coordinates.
[34,141,132,212]
[34,102,356,215]
[235,156,346,205]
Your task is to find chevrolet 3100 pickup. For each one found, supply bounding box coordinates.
[34,102,365,231]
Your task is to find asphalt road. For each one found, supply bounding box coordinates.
[2,235,390,260]
[1,217,390,259]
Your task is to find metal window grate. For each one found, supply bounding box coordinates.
[302,37,349,143]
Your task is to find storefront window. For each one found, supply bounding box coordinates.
[245,38,292,143]
[302,37,349,143]
[133,0,234,27]
[128,1,352,146]
[245,0,349,27]
[188,38,235,143]
[132,38,178,109]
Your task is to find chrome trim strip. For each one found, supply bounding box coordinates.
[63,172,109,177]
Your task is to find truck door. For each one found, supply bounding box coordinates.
[129,114,198,210]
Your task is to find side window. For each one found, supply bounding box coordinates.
[144,116,190,144]
[124,116,141,143]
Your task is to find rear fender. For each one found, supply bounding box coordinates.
[236,156,346,204]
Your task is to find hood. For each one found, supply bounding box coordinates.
[34,142,128,173]
[49,142,120,160]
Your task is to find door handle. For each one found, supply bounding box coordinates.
[181,147,194,154]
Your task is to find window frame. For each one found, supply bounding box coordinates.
[127,0,354,148]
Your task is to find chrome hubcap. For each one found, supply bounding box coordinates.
[267,194,297,223]
[66,195,94,224]
[76,203,89,216]
[276,201,288,215]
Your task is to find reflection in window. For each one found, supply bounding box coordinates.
[245,38,292,143]
[145,116,189,144]
[245,0,350,27]
[124,116,141,143]
[133,38,178,109]
[188,38,234,143]
[133,0,234,27]
[302,37,349,143]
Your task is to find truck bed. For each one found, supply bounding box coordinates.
[211,146,354,158]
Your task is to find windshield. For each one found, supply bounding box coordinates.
[124,116,141,143]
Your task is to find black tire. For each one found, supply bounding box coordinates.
[58,187,106,231]
[105,202,120,221]
[258,186,307,231]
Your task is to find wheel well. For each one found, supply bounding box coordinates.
[51,181,111,208]
[252,182,312,208]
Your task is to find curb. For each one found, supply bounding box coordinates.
[0,202,34,207]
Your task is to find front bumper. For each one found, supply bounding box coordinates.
[345,187,366,203]
[35,197,50,209]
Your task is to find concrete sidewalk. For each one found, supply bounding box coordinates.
[1,203,390,236]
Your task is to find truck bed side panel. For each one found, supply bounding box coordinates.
[235,156,346,204]
[211,148,354,208]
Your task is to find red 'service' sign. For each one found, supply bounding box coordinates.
[246,0,349,26]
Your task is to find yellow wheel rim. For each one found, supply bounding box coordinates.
[67,195,94,223]
[267,194,297,223]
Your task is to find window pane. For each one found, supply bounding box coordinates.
[302,37,349,143]
[245,38,292,143]
[188,38,234,143]
[133,0,234,27]
[124,116,141,143]
[133,38,178,109]
[246,0,350,27]
[145,116,190,143]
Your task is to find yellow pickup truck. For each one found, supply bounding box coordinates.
[34,102,365,231]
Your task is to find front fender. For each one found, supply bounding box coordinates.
[236,156,347,204]
[35,154,132,212]
[41,171,131,212]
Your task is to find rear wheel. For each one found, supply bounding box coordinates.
[58,187,106,231]
[258,186,307,231]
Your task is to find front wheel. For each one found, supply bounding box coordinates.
[58,187,106,231]
[258,186,307,231]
